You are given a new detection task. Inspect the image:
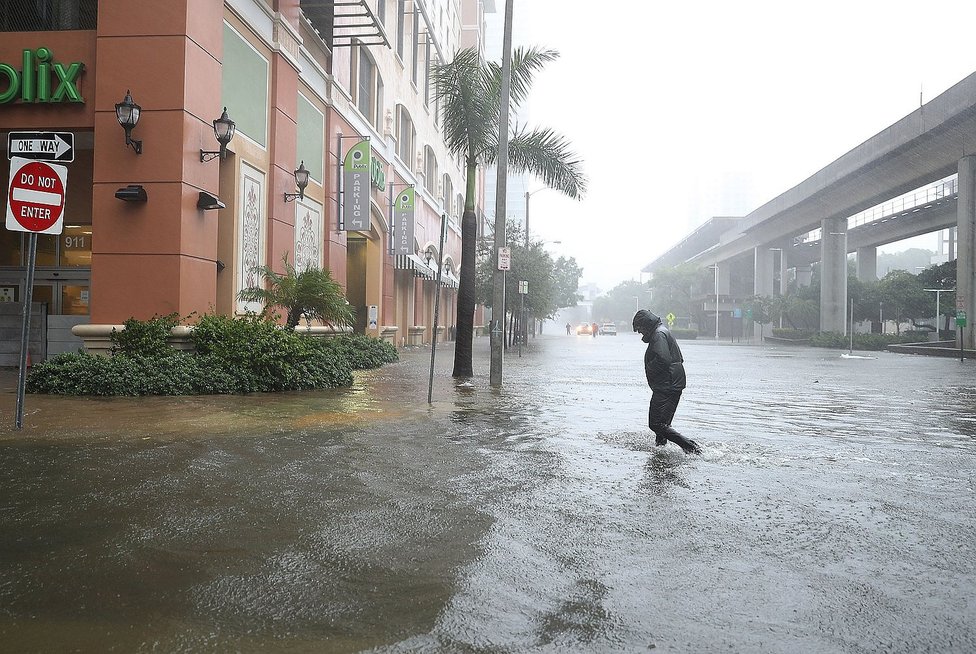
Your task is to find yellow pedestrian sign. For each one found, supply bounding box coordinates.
[666,312,675,327]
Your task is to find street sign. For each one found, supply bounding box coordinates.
[498,247,511,271]
[6,157,68,235]
[666,312,675,326]
[7,131,74,163]
[519,280,528,294]
[957,311,967,327]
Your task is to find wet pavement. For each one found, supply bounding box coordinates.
[1,334,975,653]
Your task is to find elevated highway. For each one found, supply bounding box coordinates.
[644,71,976,343]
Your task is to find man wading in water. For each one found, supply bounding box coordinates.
[633,309,703,455]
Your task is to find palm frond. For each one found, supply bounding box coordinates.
[432,47,498,162]
[502,126,588,199]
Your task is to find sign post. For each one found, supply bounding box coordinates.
[6,155,68,429]
[957,311,967,362]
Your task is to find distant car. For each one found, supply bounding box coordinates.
[600,322,617,336]
[576,323,592,335]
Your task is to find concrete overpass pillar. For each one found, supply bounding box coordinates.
[754,247,774,338]
[754,247,774,296]
[856,246,877,282]
[958,156,976,349]
[820,216,848,333]
[795,265,813,287]
[778,249,789,296]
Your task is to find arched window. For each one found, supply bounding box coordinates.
[397,105,415,164]
[356,47,383,129]
[424,146,437,191]
[442,174,453,214]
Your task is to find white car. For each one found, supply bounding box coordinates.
[600,323,617,336]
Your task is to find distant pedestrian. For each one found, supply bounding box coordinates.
[632,309,702,454]
[591,322,598,338]
[566,323,572,335]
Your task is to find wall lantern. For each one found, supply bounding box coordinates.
[197,191,225,211]
[284,161,310,202]
[114,184,147,202]
[114,90,142,154]
[199,107,236,162]
[425,246,435,266]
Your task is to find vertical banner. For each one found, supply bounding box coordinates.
[393,187,415,255]
[342,140,370,231]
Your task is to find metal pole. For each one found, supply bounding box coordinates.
[427,214,447,404]
[15,233,37,430]
[490,0,515,387]
[714,264,719,340]
[849,297,854,354]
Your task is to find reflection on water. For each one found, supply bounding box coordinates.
[2,338,976,652]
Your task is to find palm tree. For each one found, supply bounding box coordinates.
[239,254,354,330]
[433,46,587,377]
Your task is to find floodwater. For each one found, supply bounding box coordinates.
[1,334,974,653]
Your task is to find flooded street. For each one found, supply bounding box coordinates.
[1,334,975,653]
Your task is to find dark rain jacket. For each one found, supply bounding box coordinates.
[633,310,686,392]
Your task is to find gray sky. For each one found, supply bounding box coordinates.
[512,0,976,291]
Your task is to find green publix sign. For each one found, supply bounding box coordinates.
[0,48,85,104]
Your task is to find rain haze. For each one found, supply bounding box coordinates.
[512,0,976,293]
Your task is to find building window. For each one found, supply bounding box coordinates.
[442,174,453,215]
[0,0,96,31]
[424,39,431,106]
[397,105,415,165]
[424,146,437,190]
[356,47,383,129]
[411,6,419,86]
[396,0,405,59]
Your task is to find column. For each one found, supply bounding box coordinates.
[90,0,224,323]
[754,246,774,339]
[856,246,877,282]
[820,216,848,333]
[795,265,813,287]
[957,156,976,349]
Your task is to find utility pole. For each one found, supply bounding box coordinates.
[490,0,514,388]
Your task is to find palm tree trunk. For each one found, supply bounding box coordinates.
[452,196,478,376]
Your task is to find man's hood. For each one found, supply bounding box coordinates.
[632,309,661,333]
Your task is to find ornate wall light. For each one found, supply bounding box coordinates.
[199,107,236,162]
[114,90,142,154]
[284,161,310,202]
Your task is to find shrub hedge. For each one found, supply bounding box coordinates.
[26,314,398,396]
[809,331,925,351]
[670,328,698,340]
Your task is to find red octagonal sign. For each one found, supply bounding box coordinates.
[5,156,67,234]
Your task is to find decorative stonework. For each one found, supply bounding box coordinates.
[238,163,266,313]
[294,198,322,271]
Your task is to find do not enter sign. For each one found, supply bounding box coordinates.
[5,156,67,234]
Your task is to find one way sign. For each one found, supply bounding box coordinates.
[7,131,74,163]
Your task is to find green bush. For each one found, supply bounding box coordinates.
[670,328,698,340]
[809,331,926,351]
[771,328,815,340]
[111,314,181,357]
[27,314,399,396]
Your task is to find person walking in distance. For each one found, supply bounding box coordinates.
[633,309,702,454]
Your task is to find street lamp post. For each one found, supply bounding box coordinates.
[924,288,955,340]
[709,264,719,340]
[489,0,515,388]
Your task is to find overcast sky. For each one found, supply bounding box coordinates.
[506,0,976,292]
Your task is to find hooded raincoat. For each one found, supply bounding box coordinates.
[633,310,686,392]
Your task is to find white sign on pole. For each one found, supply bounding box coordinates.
[498,247,511,271]
[5,156,68,235]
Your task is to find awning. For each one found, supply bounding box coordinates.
[395,254,434,279]
[440,270,460,289]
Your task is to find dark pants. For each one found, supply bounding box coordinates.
[649,390,700,453]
